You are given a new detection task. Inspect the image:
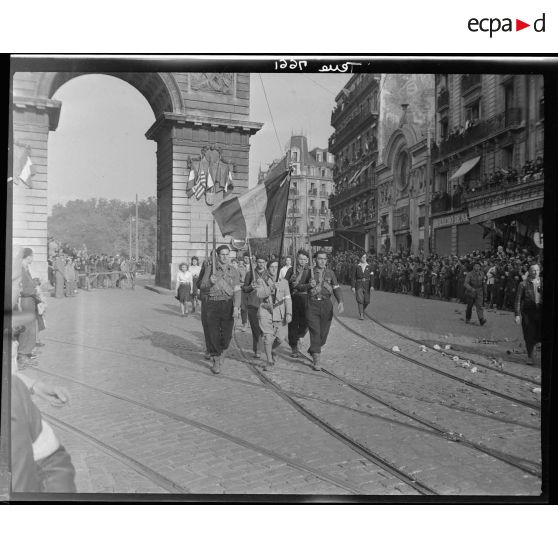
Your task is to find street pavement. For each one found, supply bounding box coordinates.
[11,277,542,498]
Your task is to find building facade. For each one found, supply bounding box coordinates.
[375,74,435,254]
[431,73,544,256]
[326,74,381,252]
[260,135,335,255]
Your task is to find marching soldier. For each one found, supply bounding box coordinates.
[285,249,311,358]
[196,251,214,360]
[238,254,250,331]
[297,250,344,370]
[199,245,242,374]
[351,252,374,320]
[255,259,292,370]
[241,255,268,360]
[464,261,487,326]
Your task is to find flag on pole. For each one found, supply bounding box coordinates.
[185,168,197,198]
[14,143,35,187]
[212,169,291,240]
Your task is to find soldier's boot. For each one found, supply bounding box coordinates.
[210,356,221,375]
[290,345,299,358]
[312,353,321,371]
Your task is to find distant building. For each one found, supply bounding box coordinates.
[260,135,335,255]
[325,74,381,252]
[430,73,544,255]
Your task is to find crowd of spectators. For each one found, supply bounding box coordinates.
[46,237,155,293]
[329,243,542,311]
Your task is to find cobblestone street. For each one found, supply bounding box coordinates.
[15,278,542,498]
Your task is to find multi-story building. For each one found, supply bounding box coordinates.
[259,135,335,255]
[326,74,381,253]
[375,74,435,254]
[430,73,544,255]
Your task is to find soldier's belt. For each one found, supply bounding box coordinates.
[208,294,233,301]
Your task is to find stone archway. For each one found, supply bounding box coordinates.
[11,72,262,288]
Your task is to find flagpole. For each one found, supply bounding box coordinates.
[246,231,255,282]
[135,194,139,262]
[205,224,209,263]
[276,159,292,282]
[212,219,217,276]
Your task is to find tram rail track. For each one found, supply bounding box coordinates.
[364,310,541,385]
[230,329,437,495]
[32,366,370,495]
[333,315,539,411]
[277,346,541,478]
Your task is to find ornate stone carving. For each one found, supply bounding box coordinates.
[190,73,234,95]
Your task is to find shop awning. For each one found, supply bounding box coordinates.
[449,156,480,181]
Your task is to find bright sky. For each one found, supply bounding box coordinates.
[47,73,351,213]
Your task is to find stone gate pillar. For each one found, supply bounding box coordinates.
[146,72,262,290]
[147,115,261,289]
[12,96,61,284]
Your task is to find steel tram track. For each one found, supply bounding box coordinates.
[32,367,369,495]
[42,413,186,494]
[363,310,541,386]
[333,315,539,411]
[230,329,438,496]
[276,347,541,478]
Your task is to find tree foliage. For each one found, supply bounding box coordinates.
[48,197,157,258]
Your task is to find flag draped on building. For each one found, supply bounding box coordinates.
[212,168,291,240]
[13,143,35,187]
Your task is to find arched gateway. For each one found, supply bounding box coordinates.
[11,72,262,288]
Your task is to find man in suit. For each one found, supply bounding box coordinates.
[351,253,374,319]
[515,264,542,365]
[255,259,292,370]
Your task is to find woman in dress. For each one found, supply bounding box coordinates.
[175,262,193,317]
[189,256,201,313]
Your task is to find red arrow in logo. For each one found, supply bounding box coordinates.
[516,19,530,31]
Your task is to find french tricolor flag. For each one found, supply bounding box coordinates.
[212,169,291,240]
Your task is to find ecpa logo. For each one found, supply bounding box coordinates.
[468,13,546,37]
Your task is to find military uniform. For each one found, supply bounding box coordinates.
[464,268,486,324]
[200,262,241,370]
[285,265,311,355]
[351,263,373,318]
[196,261,212,358]
[241,268,266,357]
[298,266,343,363]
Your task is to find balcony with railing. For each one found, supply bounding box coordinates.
[432,108,524,160]
[461,74,482,94]
[331,74,378,127]
[463,160,544,202]
[289,186,299,197]
[319,189,327,197]
[288,207,301,217]
[437,87,449,111]
[286,226,300,234]
[308,207,317,216]
[309,188,318,196]
[329,107,377,152]
[430,191,465,215]
[319,208,329,216]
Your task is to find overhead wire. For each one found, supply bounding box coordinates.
[258,73,283,157]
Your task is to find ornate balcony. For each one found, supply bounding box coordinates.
[431,108,524,160]
[430,192,465,215]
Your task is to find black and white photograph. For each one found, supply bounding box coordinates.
[2,56,554,502]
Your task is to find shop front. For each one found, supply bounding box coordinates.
[432,211,469,256]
